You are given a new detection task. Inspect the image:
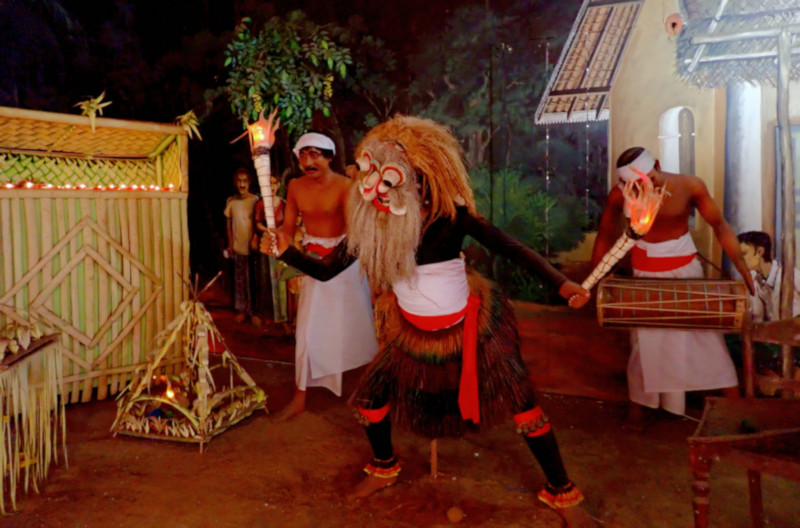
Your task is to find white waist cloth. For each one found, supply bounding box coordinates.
[629,243,737,415]
[302,233,345,249]
[392,258,469,317]
[295,241,378,397]
[634,231,696,258]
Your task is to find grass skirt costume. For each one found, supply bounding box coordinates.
[281,231,584,508]
[356,269,535,438]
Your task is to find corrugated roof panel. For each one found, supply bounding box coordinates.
[536,0,642,124]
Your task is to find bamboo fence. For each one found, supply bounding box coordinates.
[0,106,190,403]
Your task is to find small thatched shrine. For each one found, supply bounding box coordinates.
[111,279,267,452]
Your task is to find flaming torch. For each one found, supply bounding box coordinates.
[235,108,281,253]
[581,177,668,291]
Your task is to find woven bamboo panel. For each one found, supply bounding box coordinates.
[0,106,188,191]
[0,190,189,403]
[0,141,183,190]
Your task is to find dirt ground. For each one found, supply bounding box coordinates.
[4,305,800,528]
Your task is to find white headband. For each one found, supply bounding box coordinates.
[617,149,655,183]
[293,133,336,157]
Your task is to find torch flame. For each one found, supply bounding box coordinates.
[250,124,265,144]
[622,177,668,237]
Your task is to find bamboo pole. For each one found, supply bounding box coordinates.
[153,200,169,350]
[180,196,190,303]
[24,197,42,390]
[179,134,189,193]
[11,196,24,313]
[777,28,796,387]
[129,197,142,386]
[96,197,109,400]
[141,199,155,379]
[108,198,122,395]
[1,197,12,299]
[80,196,94,402]
[161,197,174,367]
[54,198,73,399]
[68,198,80,403]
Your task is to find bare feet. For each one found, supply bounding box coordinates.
[269,390,306,422]
[251,315,263,328]
[556,505,601,527]
[346,474,397,502]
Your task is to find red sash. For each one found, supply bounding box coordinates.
[400,295,482,423]
[631,245,695,272]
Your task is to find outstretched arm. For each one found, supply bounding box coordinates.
[692,178,755,294]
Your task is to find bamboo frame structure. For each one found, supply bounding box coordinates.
[111,291,267,452]
[0,107,190,403]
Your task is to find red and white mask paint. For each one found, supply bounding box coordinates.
[355,142,415,216]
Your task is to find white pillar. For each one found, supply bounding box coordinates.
[724,82,763,234]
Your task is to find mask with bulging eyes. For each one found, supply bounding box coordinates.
[355,142,416,216]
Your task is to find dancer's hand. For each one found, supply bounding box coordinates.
[260,228,289,257]
[559,280,590,309]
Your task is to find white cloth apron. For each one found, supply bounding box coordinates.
[392,258,469,317]
[629,235,738,415]
[294,238,378,397]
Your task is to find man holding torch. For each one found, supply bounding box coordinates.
[244,112,378,422]
[591,147,755,430]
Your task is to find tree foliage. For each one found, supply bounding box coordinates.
[218,11,352,139]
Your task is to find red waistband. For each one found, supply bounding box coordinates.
[304,243,334,257]
[631,245,696,272]
[400,305,467,330]
[400,296,482,424]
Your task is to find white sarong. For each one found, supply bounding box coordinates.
[294,237,378,397]
[629,234,738,415]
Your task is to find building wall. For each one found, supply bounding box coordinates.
[759,81,800,239]
[608,0,727,269]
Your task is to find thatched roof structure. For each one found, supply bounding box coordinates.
[535,0,643,124]
[676,0,800,87]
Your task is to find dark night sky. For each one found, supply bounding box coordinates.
[0,0,591,278]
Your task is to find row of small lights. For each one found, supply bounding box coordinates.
[2,182,176,191]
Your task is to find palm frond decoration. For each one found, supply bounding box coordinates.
[74,91,112,132]
[175,110,202,141]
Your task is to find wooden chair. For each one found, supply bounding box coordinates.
[688,318,800,528]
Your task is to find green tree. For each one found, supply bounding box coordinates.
[217,11,352,139]
[466,164,588,302]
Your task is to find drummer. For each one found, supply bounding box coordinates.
[592,147,755,431]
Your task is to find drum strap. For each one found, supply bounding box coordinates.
[631,246,696,272]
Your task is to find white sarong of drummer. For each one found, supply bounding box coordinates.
[629,234,738,415]
[295,234,379,397]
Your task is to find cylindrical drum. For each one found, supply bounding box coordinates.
[596,277,748,331]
